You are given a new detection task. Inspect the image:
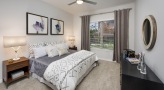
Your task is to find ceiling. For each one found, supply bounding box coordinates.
[41,0,135,15]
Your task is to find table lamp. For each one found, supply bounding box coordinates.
[68,36,75,48]
[3,36,27,60]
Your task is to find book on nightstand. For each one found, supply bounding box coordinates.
[11,70,24,79]
[126,58,140,64]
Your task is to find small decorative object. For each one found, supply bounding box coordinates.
[140,52,146,74]
[68,36,75,48]
[127,51,135,58]
[137,52,146,74]
[26,12,48,35]
[3,36,26,60]
[50,18,64,35]
[8,59,14,63]
[126,57,140,64]
[123,49,135,59]
[137,52,142,70]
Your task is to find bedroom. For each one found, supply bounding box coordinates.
[0,0,164,90]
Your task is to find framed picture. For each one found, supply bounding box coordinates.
[26,12,48,35]
[50,18,64,35]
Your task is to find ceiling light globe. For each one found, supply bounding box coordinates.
[77,0,83,4]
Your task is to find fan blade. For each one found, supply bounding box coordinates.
[68,1,76,5]
[83,0,97,5]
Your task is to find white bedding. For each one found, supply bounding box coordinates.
[44,50,98,90]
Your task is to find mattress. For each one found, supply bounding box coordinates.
[30,50,77,77]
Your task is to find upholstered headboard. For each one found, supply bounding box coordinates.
[28,40,66,58]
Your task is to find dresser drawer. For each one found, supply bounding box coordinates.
[7,61,29,72]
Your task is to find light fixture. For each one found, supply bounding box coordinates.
[77,0,83,4]
[3,36,27,60]
[68,36,75,48]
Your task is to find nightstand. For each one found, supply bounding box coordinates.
[3,57,29,88]
[69,46,77,50]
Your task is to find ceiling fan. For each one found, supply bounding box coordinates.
[68,0,97,5]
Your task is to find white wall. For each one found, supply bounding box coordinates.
[73,2,135,51]
[135,0,164,83]
[90,13,114,22]
[0,0,73,83]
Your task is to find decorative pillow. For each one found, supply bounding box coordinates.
[57,47,69,56]
[28,43,45,58]
[33,47,47,59]
[46,46,58,57]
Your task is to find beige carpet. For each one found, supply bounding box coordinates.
[0,60,120,90]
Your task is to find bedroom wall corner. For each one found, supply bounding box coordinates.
[135,0,164,83]
[0,79,2,83]
[0,0,74,83]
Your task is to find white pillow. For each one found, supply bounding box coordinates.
[29,43,45,58]
[33,47,47,59]
[57,47,69,56]
[46,46,58,57]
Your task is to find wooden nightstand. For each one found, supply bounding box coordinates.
[3,57,29,88]
[69,46,77,50]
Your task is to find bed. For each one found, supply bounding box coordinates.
[29,42,98,90]
[30,50,76,78]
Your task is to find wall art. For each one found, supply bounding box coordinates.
[50,18,64,35]
[26,12,48,35]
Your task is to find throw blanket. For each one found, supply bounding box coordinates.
[44,50,98,90]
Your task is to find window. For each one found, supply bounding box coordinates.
[89,13,114,60]
[90,20,114,50]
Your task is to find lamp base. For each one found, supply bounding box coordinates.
[13,58,20,60]
[70,45,75,48]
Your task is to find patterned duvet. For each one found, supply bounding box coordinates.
[44,50,98,90]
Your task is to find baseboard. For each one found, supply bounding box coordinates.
[101,59,116,62]
[0,78,2,83]
[98,58,113,62]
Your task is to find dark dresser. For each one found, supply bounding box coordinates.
[121,59,164,90]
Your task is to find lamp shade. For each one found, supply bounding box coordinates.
[68,36,75,41]
[3,36,27,48]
